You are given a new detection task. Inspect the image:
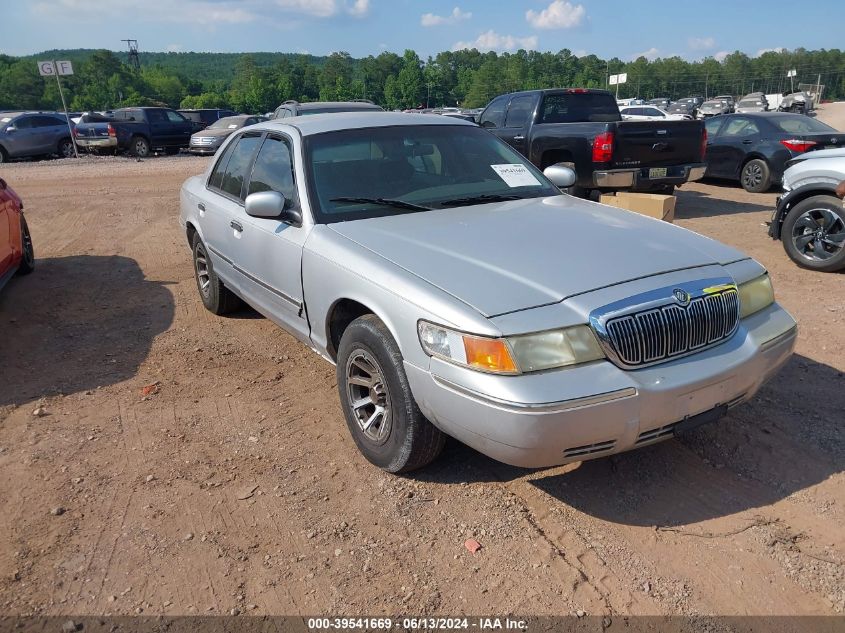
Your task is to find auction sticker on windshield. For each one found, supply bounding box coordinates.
[491,164,541,188]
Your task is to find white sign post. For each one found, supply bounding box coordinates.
[786,68,797,93]
[37,60,79,158]
[609,73,628,98]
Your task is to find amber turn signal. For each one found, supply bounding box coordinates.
[463,336,518,374]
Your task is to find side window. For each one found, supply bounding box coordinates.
[704,117,723,137]
[166,110,186,123]
[209,139,238,190]
[478,96,507,129]
[722,118,759,137]
[645,108,664,117]
[247,136,298,206]
[219,134,262,200]
[13,116,34,129]
[504,96,535,128]
[33,116,63,127]
[147,110,167,123]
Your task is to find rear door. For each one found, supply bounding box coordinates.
[145,109,171,147]
[499,94,537,157]
[707,116,761,178]
[201,133,263,287]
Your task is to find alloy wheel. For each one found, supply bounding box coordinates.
[59,140,75,158]
[345,350,392,445]
[742,163,763,189]
[791,207,845,262]
[194,243,212,298]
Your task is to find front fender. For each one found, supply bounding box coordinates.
[769,182,839,240]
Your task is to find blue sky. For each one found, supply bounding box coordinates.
[5,0,840,60]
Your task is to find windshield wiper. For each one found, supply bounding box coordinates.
[330,196,431,211]
[438,193,522,207]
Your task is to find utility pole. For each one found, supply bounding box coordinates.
[122,39,140,70]
[426,82,433,108]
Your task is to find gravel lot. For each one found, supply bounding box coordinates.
[0,105,843,619]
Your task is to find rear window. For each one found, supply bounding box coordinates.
[539,93,620,123]
[771,116,835,135]
[738,100,763,107]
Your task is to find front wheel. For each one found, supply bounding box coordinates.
[782,195,845,272]
[337,315,445,473]
[740,158,771,193]
[16,215,35,275]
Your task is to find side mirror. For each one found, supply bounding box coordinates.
[5,125,16,132]
[543,163,577,188]
[245,191,302,226]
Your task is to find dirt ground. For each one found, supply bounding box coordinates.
[0,107,843,620]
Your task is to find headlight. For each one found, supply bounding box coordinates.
[417,321,604,375]
[738,274,775,319]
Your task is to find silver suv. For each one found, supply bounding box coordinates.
[769,148,845,271]
[0,112,75,163]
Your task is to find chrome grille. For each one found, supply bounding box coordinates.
[191,137,216,146]
[604,288,739,367]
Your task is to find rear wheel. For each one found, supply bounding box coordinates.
[0,146,8,163]
[337,315,445,473]
[16,215,35,275]
[740,158,771,193]
[130,136,150,158]
[782,195,845,272]
[192,234,241,314]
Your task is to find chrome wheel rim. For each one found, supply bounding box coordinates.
[59,141,74,158]
[345,350,391,445]
[742,163,763,189]
[194,244,211,297]
[791,207,845,262]
[135,140,148,156]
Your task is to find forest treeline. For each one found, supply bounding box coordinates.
[2,47,843,113]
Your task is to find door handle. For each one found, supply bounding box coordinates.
[197,203,205,211]
[230,220,243,232]
[513,135,525,141]
[742,139,753,145]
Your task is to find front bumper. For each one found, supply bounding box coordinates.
[406,303,797,468]
[593,163,707,190]
[189,145,220,155]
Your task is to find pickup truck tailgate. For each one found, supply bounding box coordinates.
[75,123,111,139]
[613,120,704,168]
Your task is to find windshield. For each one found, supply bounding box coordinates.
[209,116,245,130]
[305,124,561,223]
[772,116,835,135]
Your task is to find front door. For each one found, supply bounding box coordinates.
[498,95,536,158]
[710,117,761,178]
[235,134,310,340]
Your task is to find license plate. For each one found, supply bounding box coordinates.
[649,167,668,179]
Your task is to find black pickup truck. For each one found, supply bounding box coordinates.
[74,107,193,157]
[478,89,707,196]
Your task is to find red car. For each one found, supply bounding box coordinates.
[0,176,34,289]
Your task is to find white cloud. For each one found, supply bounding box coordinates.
[347,0,369,17]
[452,30,538,52]
[688,36,715,51]
[631,47,659,61]
[421,7,472,27]
[714,50,730,62]
[756,47,785,57]
[525,0,585,29]
[276,0,369,17]
[166,43,184,52]
[572,49,588,57]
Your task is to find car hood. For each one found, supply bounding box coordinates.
[192,129,235,139]
[328,195,747,318]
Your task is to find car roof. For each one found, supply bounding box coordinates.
[295,102,381,110]
[258,111,474,136]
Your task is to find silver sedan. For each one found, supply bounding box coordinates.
[179,112,797,472]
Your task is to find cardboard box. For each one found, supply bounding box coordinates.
[599,192,676,223]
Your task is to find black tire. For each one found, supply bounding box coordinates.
[57,138,75,159]
[16,215,35,276]
[191,234,241,314]
[337,315,445,473]
[781,195,845,272]
[130,136,151,158]
[0,146,8,163]
[740,158,771,193]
